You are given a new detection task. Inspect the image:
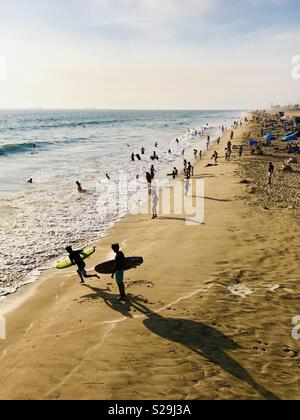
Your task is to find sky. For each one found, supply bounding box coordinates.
[0,0,299,109]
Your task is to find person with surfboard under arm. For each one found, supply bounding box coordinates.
[66,246,99,284]
[111,244,127,301]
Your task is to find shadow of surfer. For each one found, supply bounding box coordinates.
[80,283,148,319]
[127,298,280,401]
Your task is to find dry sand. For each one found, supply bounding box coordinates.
[0,117,299,400]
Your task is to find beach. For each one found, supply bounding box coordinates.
[0,115,299,400]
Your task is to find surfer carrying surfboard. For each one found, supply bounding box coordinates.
[65,246,99,284]
[111,244,127,301]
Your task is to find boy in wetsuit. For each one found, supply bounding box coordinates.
[66,246,99,284]
[111,244,127,301]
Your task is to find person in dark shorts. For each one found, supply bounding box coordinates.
[66,246,99,284]
[111,244,126,301]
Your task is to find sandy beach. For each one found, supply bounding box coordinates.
[0,115,299,400]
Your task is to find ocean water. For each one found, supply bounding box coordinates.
[0,109,243,298]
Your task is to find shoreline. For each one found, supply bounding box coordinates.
[1,113,299,400]
[0,116,239,310]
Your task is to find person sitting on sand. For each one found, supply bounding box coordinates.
[66,246,99,284]
[111,243,126,301]
[76,181,84,193]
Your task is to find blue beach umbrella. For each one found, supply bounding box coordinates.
[247,140,259,146]
[264,133,276,141]
[283,134,298,142]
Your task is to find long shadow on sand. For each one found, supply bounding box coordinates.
[80,286,279,400]
[130,300,280,401]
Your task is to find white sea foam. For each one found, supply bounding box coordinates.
[0,110,242,299]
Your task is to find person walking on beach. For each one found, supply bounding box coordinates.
[184,177,191,197]
[152,189,158,219]
[187,162,194,177]
[207,136,210,150]
[141,147,145,155]
[66,246,99,284]
[239,145,244,158]
[268,162,275,186]
[150,164,156,179]
[131,153,135,162]
[212,151,219,164]
[183,159,187,173]
[194,149,198,158]
[230,131,234,140]
[199,150,202,160]
[111,243,126,301]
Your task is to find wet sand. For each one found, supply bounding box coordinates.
[0,118,299,400]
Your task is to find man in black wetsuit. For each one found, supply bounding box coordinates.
[66,246,99,284]
[111,243,127,301]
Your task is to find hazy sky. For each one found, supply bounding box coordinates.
[0,0,299,109]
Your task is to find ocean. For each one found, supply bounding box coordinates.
[0,109,243,298]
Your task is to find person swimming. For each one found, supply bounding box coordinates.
[28,178,33,184]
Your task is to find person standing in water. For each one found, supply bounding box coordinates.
[76,181,84,193]
[66,246,99,284]
[111,243,126,301]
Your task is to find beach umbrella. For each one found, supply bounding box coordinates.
[264,134,276,141]
[283,134,298,142]
[247,140,259,146]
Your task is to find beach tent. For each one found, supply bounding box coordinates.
[264,133,276,141]
[283,134,298,142]
[247,140,259,146]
